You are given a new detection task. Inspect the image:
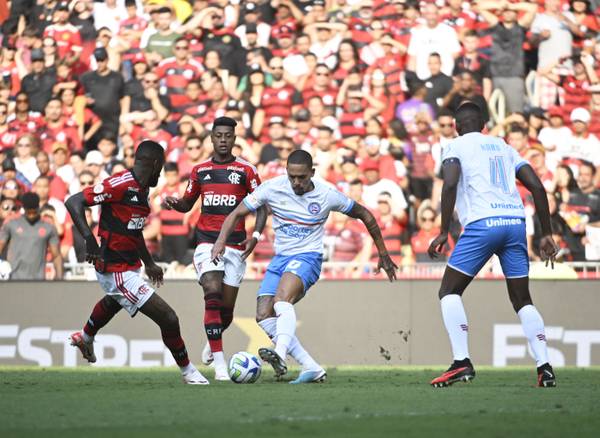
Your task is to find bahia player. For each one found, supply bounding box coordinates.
[212,150,397,383]
[165,117,267,381]
[428,102,559,388]
[65,140,208,385]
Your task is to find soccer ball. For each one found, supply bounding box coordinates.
[228,352,262,383]
[0,260,11,280]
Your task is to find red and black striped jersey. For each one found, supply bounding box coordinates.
[83,170,150,273]
[155,58,203,109]
[182,157,261,249]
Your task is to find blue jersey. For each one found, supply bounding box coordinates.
[243,175,355,256]
[442,132,528,227]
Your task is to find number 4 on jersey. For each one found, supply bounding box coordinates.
[489,156,510,194]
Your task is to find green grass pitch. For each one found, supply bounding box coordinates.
[1,366,599,437]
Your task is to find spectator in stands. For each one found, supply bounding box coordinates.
[81,47,125,143]
[0,196,17,229]
[13,134,40,185]
[452,30,492,100]
[0,101,17,151]
[39,98,81,154]
[372,191,405,265]
[564,108,600,176]
[407,2,460,80]
[477,0,538,113]
[35,151,68,201]
[444,70,489,123]
[410,204,452,262]
[0,192,63,280]
[415,52,453,114]
[20,48,57,113]
[361,157,408,221]
[123,70,170,122]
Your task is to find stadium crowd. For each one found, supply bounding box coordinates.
[0,0,599,279]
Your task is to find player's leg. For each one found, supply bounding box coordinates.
[139,293,208,385]
[70,295,122,363]
[221,284,238,332]
[431,267,477,387]
[498,223,555,387]
[200,270,229,380]
[256,294,324,383]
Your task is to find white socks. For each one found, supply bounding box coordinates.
[440,294,470,361]
[258,315,320,371]
[518,304,549,367]
[212,351,226,366]
[180,363,195,374]
[273,301,296,360]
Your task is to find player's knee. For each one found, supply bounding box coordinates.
[255,308,274,323]
[438,289,461,300]
[162,310,180,330]
[510,296,532,313]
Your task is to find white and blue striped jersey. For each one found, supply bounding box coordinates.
[442,132,527,227]
[243,175,355,256]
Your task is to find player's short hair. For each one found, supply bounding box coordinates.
[164,162,179,173]
[287,150,313,168]
[135,140,164,161]
[429,52,441,60]
[213,116,237,129]
[21,192,40,210]
[455,101,484,134]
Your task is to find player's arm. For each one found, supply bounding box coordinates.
[211,201,254,261]
[241,205,268,260]
[65,192,101,264]
[346,203,397,282]
[134,231,163,287]
[516,164,559,266]
[428,158,461,259]
[164,176,201,212]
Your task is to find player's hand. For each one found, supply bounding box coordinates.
[211,240,226,264]
[539,235,559,269]
[145,262,164,288]
[240,236,258,261]
[376,253,398,282]
[428,232,449,259]
[163,196,179,210]
[84,235,102,265]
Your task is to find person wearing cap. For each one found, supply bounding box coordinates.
[81,47,125,145]
[360,155,408,217]
[20,48,57,113]
[43,2,83,66]
[477,0,538,113]
[0,157,31,191]
[0,192,63,280]
[84,150,108,182]
[564,107,600,175]
[235,2,271,49]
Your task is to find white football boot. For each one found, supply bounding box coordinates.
[182,365,209,385]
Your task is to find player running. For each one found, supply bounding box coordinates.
[212,150,397,383]
[65,140,208,385]
[428,102,559,388]
[164,117,267,381]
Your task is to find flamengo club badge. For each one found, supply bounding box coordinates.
[93,183,104,194]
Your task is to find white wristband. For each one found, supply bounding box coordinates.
[252,231,261,240]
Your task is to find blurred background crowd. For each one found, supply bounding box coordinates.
[0,0,598,280]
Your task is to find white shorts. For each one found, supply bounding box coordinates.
[193,243,246,287]
[96,269,155,317]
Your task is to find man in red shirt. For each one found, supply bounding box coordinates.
[38,97,81,153]
[165,117,266,381]
[65,140,208,384]
[43,2,83,66]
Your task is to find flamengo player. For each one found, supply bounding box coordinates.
[165,117,266,381]
[65,140,208,385]
[428,103,558,388]
[212,150,397,383]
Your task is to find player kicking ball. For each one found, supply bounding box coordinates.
[212,150,397,383]
[164,117,267,381]
[65,140,208,385]
[428,102,558,388]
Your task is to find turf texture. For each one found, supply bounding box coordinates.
[1,366,599,438]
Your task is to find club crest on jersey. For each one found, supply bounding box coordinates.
[308,202,321,215]
[228,172,241,185]
[93,183,104,194]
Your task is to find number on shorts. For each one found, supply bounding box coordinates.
[287,260,302,270]
[489,156,509,194]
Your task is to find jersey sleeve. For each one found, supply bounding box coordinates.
[441,139,460,162]
[246,165,261,194]
[327,188,355,214]
[243,180,270,212]
[182,170,202,203]
[82,177,127,205]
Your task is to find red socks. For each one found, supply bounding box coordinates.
[204,293,223,353]
[161,329,190,367]
[83,298,120,337]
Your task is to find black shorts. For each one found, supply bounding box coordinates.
[161,235,190,264]
[410,177,433,201]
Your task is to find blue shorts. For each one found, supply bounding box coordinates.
[448,217,529,278]
[257,252,323,297]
